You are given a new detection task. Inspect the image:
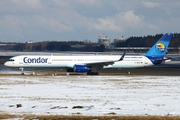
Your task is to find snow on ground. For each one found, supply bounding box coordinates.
[0,75,180,116]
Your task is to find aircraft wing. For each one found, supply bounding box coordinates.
[84,52,126,67]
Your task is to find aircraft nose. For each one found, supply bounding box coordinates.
[4,62,9,67]
[4,62,7,66]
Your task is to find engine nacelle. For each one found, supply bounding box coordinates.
[73,65,89,72]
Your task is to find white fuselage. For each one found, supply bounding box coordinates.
[4,55,153,68]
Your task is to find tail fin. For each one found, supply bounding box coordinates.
[145,33,173,57]
[144,33,173,64]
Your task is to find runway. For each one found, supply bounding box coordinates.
[0,63,180,76]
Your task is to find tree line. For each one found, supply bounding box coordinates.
[116,33,180,47]
[1,41,106,52]
[1,33,180,52]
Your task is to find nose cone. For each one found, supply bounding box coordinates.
[4,62,7,66]
[4,61,10,67]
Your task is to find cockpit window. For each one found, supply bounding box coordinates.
[8,59,14,62]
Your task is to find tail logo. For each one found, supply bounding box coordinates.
[155,42,166,54]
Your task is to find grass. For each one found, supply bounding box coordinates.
[1,114,180,120]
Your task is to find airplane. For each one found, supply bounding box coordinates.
[4,33,173,75]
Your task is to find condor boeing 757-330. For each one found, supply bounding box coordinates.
[4,33,173,75]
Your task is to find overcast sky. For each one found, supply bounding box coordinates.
[0,0,180,42]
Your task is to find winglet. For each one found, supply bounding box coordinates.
[119,52,126,61]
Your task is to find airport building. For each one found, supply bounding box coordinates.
[114,36,126,46]
[98,36,111,47]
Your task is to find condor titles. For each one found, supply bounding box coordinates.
[23,57,48,64]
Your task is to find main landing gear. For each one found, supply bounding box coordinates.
[87,71,99,75]
[87,68,99,75]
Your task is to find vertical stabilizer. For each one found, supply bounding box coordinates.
[144,33,173,64]
[145,33,173,57]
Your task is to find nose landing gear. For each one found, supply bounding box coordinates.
[19,68,24,75]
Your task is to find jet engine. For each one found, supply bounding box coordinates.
[73,65,89,72]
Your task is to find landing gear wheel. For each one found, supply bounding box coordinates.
[87,72,99,75]
[19,68,24,75]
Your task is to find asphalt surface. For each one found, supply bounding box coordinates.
[0,63,180,76]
